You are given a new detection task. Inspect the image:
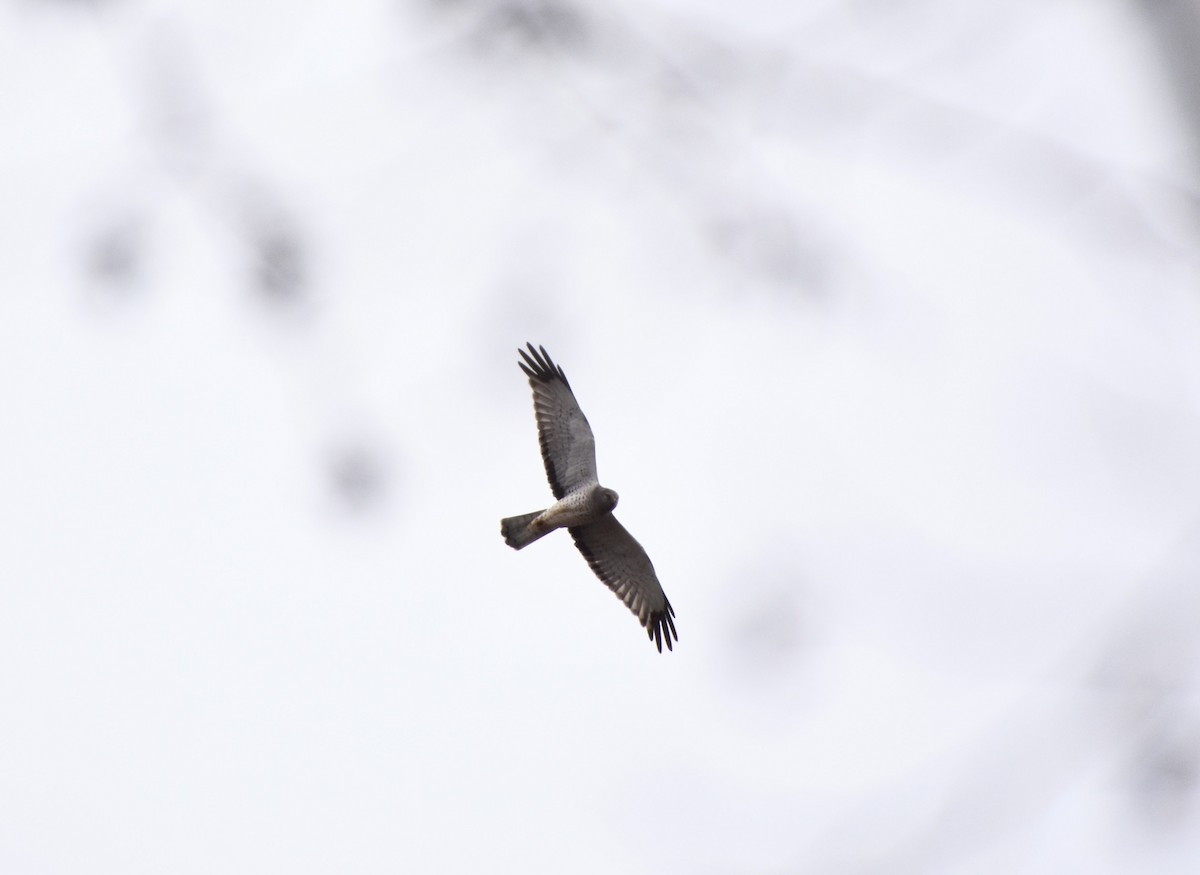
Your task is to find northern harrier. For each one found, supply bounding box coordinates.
[501,343,678,652]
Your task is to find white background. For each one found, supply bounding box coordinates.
[3,0,1200,872]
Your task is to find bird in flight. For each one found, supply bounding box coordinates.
[501,343,678,652]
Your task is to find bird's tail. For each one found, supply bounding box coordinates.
[501,510,548,550]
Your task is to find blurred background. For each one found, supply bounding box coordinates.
[3,0,1200,872]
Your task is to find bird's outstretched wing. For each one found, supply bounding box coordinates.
[570,515,677,652]
[518,343,599,499]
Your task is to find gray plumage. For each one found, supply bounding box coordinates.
[501,343,677,652]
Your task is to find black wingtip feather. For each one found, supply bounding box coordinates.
[518,342,570,388]
[651,607,677,653]
[518,342,573,500]
[570,525,678,654]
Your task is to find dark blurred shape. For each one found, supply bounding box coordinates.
[140,25,213,178]
[425,0,592,59]
[482,0,589,54]
[251,221,307,306]
[1134,0,1200,165]
[85,218,142,293]
[1129,717,1200,828]
[706,202,828,299]
[328,443,390,513]
[230,183,310,309]
[1088,568,1200,834]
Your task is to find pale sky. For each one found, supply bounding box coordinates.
[2,1,1200,872]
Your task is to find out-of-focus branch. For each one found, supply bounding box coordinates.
[1133,0,1200,173]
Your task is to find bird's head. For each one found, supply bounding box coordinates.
[599,487,619,512]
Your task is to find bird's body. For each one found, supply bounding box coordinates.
[501,343,677,652]
[501,483,617,550]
